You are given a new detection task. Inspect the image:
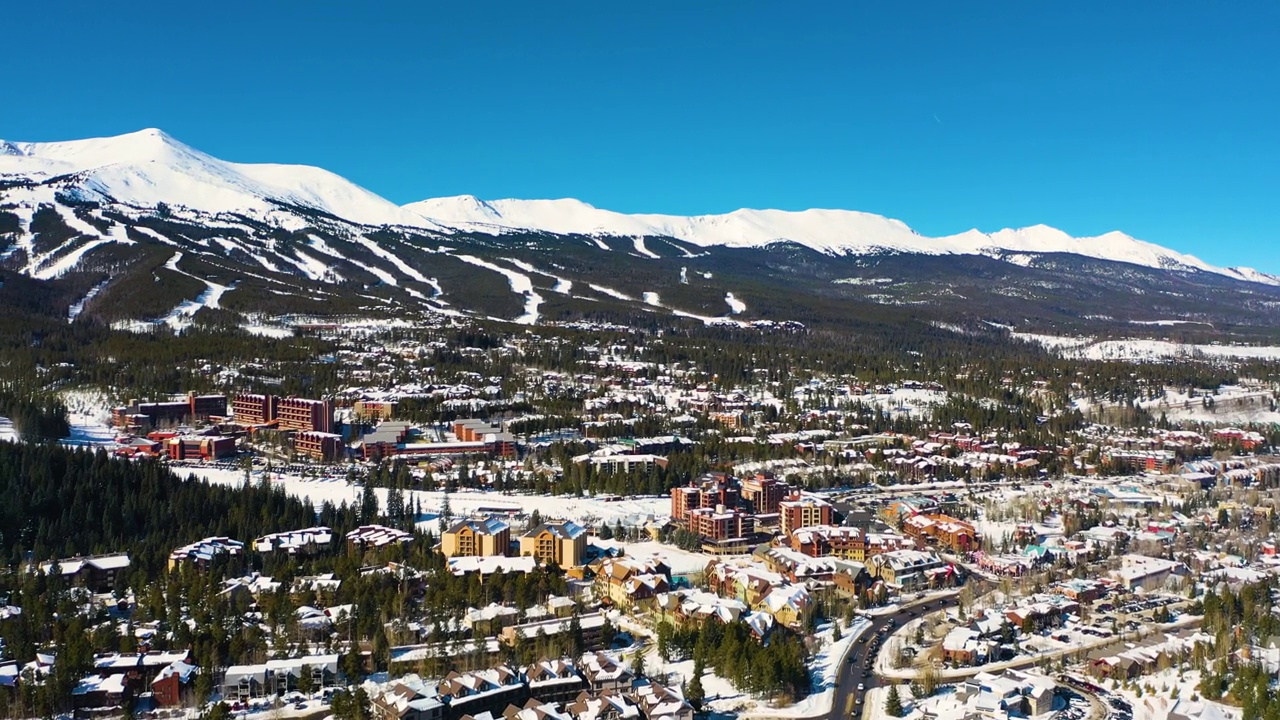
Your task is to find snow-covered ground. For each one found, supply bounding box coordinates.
[1016,333,1280,362]
[68,278,111,321]
[1136,385,1280,424]
[1105,667,1240,720]
[195,468,668,526]
[839,388,949,419]
[0,416,17,442]
[59,389,118,448]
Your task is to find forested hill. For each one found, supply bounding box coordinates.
[0,442,320,575]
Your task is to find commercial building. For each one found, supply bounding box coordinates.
[112,392,228,429]
[670,473,740,523]
[164,434,236,461]
[277,397,334,433]
[231,394,333,433]
[36,554,131,593]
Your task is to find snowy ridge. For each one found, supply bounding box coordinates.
[0,128,439,229]
[408,195,1273,284]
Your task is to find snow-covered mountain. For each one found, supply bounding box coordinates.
[6,128,1280,336]
[0,128,439,230]
[406,195,1274,285]
[0,128,1269,284]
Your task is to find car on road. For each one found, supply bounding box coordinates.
[857,683,865,691]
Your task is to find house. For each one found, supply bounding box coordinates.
[435,666,525,720]
[958,669,1056,717]
[760,585,812,630]
[630,682,693,720]
[593,558,670,610]
[221,654,339,700]
[565,689,642,720]
[374,678,446,720]
[465,604,522,637]
[524,659,586,704]
[942,627,998,666]
[254,527,333,555]
[580,653,633,694]
[151,660,198,707]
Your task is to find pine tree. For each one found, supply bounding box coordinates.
[439,491,453,535]
[687,659,706,711]
[886,684,904,717]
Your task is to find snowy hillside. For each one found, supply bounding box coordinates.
[407,196,1273,284]
[0,128,438,230]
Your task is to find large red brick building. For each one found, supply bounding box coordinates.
[670,473,741,522]
[231,394,333,433]
[779,493,833,536]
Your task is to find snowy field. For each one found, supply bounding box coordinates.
[58,389,119,449]
[0,416,17,442]
[1070,384,1280,425]
[194,468,669,526]
[1015,333,1280,362]
[840,388,949,419]
[1137,385,1280,425]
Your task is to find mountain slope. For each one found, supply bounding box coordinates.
[0,128,438,229]
[4,129,1280,342]
[406,196,1273,285]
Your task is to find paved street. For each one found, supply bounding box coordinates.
[827,593,963,720]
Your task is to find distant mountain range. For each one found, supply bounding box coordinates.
[3,128,1280,341]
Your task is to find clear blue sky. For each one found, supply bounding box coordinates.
[5,1,1279,269]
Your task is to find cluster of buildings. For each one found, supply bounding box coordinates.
[669,472,837,554]
[440,517,589,571]
[371,656,692,720]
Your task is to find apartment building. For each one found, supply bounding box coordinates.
[778,493,832,536]
[442,518,512,558]
[740,473,787,514]
[296,430,344,461]
[519,521,587,569]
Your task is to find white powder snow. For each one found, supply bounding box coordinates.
[725,292,746,314]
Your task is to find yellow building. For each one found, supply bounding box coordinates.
[518,521,588,569]
[441,518,511,558]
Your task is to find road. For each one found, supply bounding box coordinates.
[827,592,963,720]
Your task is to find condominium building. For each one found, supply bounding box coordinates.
[778,493,832,536]
[442,518,512,558]
[519,521,588,569]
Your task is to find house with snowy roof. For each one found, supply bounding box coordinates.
[253,526,333,555]
[958,669,1056,717]
[565,689,642,720]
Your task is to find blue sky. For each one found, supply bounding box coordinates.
[4,1,1279,269]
